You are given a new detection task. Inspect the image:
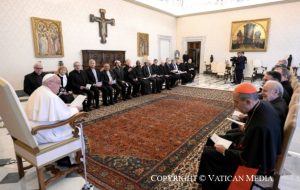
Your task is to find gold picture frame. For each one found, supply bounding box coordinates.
[230,18,270,52]
[31,17,64,57]
[137,32,149,57]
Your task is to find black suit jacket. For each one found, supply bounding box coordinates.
[85,68,103,84]
[123,65,135,82]
[151,64,162,75]
[270,97,288,132]
[101,70,117,86]
[69,70,90,94]
[113,66,125,82]
[281,81,293,97]
[142,65,154,78]
[23,72,46,95]
[57,74,72,92]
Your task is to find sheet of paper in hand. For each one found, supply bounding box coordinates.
[226,117,245,126]
[86,84,92,90]
[70,95,86,107]
[210,133,232,149]
[96,82,102,86]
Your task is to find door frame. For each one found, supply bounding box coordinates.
[182,36,206,73]
[158,35,173,61]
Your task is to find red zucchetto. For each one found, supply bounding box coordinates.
[234,83,257,94]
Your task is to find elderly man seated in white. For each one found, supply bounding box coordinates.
[25,73,79,144]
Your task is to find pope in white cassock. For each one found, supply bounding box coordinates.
[25,74,78,144]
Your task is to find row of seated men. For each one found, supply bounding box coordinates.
[196,61,294,190]
[24,58,196,111]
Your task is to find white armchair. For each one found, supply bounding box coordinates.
[0,78,87,190]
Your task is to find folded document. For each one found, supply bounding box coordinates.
[210,133,232,149]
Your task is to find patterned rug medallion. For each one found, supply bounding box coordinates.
[83,87,233,190]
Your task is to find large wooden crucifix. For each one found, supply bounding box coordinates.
[90,9,115,44]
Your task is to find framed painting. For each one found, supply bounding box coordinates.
[137,32,149,57]
[230,18,270,52]
[31,17,64,57]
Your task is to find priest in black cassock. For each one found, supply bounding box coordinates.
[196,83,282,190]
[23,62,46,95]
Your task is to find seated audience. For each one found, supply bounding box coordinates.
[57,66,74,104]
[123,59,141,97]
[69,61,100,111]
[151,59,164,92]
[101,63,121,103]
[261,71,291,105]
[133,60,151,95]
[177,59,191,84]
[113,60,132,100]
[197,83,282,190]
[25,74,79,144]
[142,60,160,93]
[24,61,46,95]
[85,59,110,106]
[159,60,173,90]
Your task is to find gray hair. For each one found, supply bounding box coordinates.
[265,80,284,98]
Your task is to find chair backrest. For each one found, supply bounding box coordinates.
[289,93,300,108]
[0,78,38,149]
[276,104,299,174]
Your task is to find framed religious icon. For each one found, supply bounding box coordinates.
[31,17,64,57]
[230,18,270,52]
[137,32,149,57]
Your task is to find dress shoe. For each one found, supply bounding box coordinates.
[110,101,114,105]
[94,105,100,109]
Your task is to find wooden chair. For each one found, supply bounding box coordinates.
[0,78,87,190]
[289,93,300,108]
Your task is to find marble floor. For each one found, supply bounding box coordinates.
[0,74,299,190]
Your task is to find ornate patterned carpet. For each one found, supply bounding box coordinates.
[83,87,233,190]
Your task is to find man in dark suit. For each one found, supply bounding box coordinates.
[69,61,100,111]
[113,60,132,100]
[165,58,179,87]
[85,59,110,106]
[124,59,141,97]
[159,60,174,90]
[101,63,121,103]
[234,51,247,84]
[151,59,164,92]
[142,60,160,93]
[23,62,46,95]
[133,60,151,95]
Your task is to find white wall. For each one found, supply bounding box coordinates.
[176,1,300,73]
[0,0,176,90]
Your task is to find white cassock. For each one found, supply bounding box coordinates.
[25,86,78,144]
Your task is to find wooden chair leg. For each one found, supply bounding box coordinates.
[36,167,46,190]
[16,154,24,178]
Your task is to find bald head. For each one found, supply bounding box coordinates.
[262,80,283,101]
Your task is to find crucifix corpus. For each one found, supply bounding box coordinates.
[90,9,115,44]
